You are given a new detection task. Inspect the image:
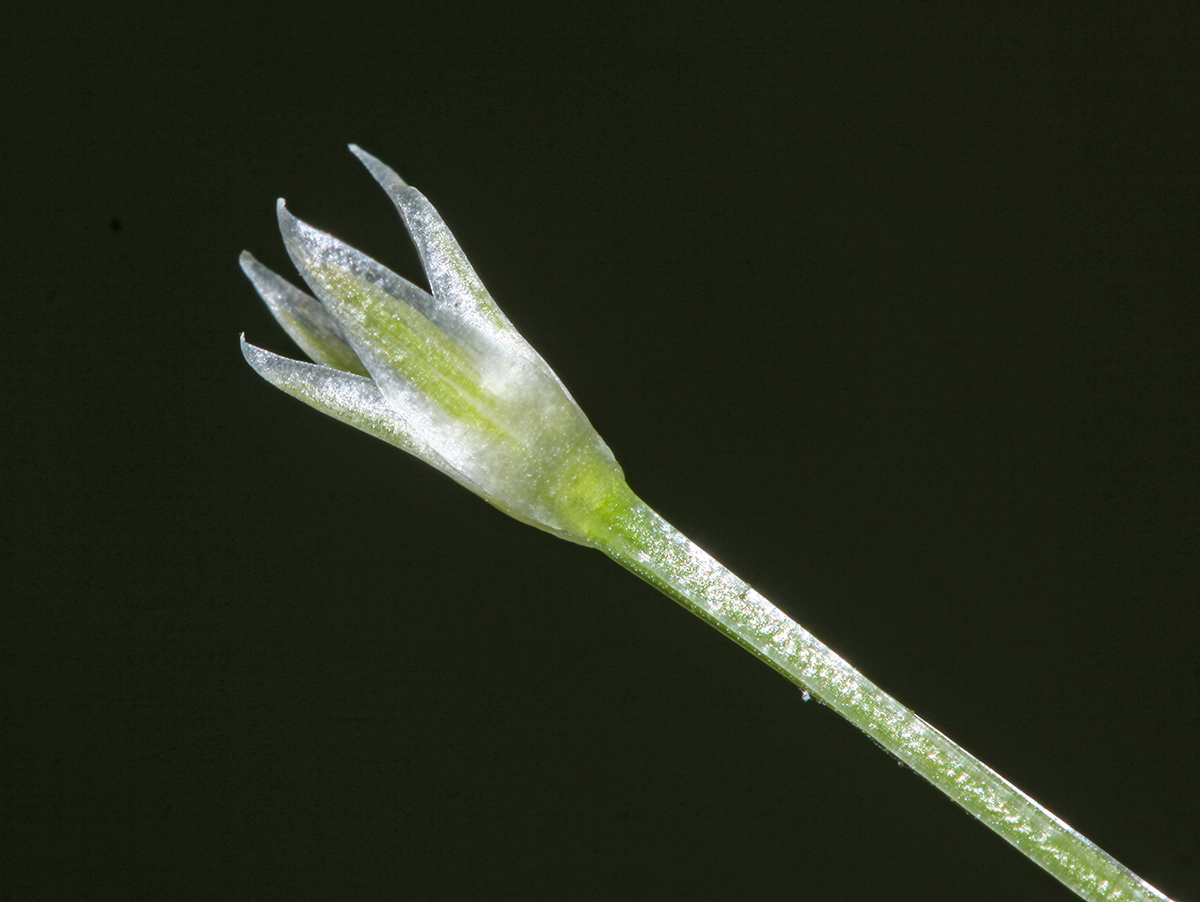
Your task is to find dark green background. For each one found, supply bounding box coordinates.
[5,5,1196,900]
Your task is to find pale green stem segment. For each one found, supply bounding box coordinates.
[589,487,1171,902]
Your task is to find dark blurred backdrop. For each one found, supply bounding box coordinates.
[4,4,1197,900]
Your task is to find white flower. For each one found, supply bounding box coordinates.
[241,146,629,545]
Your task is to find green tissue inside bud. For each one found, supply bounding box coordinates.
[279,306,371,377]
[309,261,632,546]
[319,267,509,440]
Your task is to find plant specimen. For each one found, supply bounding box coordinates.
[241,146,1173,902]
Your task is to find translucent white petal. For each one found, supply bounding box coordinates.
[239,251,369,376]
[276,201,497,365]
[348,145,532,357]
[275,202,499,487]
[275,198,438,317]
[348,145,581,401]
[239,335,473,488]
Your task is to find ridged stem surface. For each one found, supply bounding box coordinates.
[594,493,1170,902]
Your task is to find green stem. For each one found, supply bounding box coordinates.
[592,490,1171,902]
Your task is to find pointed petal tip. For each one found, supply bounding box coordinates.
[349,143,408,188]
[240,335,286,381]
[275,198,302,240]
[239,332,261,367]
[239,332,258,359]
[239,252,273,297]
[239,338,311,396]
[239,250,276,293]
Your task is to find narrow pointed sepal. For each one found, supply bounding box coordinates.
[274,200,497,470]
[239,251,370,377]
[240,334,450,470]
[348,144,525,354]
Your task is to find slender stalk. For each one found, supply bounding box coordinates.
[592,489,1171,902]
